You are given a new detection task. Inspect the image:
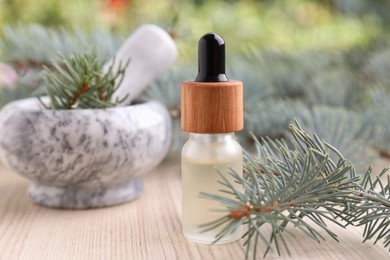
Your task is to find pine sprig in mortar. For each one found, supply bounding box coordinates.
[199,121,390,258]
[40,52,129,109]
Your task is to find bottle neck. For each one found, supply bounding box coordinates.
[189,133,235,143]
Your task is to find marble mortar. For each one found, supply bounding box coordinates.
[0,97,172,209]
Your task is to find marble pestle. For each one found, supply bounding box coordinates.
[104,24,178,105]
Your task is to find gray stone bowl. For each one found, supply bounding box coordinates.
[0,97,171,209]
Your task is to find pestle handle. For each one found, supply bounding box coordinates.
[104,24,178,105]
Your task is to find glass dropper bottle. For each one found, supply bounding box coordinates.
[181,33,244,244]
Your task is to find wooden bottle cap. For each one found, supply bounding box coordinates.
[181,80,243,133]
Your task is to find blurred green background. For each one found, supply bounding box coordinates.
[2,0,390,164]
[0,0,388,62]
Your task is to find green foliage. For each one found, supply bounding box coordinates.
[41,52,128,109]
[0,0,65,27]
[362,88,390,154]
[145,46,387,161]
[0,85,32,108]
[234,46,390,159]
[143,67,194,151]
[306,69,362,108]
[364,49,390,85]
[245,99,311,138]
[0,25,122,109]
[334,0,390,24]
[200,121,389,258]
[302,107,371,164]
[0,3,389,157]
[0,2,389,257]
[0,0,383,64]
[349,166,390,250]
[0,25,121,65]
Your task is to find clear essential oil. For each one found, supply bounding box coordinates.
[182,133,242,244]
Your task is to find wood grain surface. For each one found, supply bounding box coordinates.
[181,80,243,133]
[0,160,388,260]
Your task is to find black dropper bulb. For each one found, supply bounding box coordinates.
[195,33,229,82]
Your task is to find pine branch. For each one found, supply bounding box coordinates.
[0,25,123,108]
[354,167,390,250]
[199,120,389,258]
[40,52,129,109]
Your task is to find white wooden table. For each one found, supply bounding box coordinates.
[0,160,388,259]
